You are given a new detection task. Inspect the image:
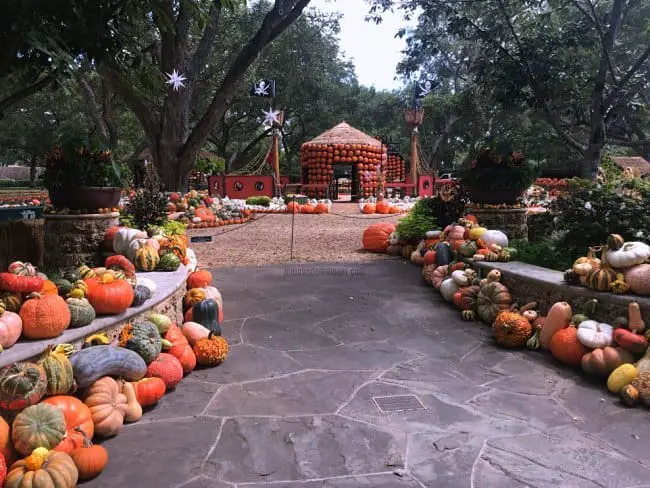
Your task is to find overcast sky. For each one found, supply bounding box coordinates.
[307,0,413,91]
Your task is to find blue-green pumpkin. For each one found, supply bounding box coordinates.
[192,299,222,336]
[119,321,162,364]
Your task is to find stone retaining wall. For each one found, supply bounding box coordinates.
[0,219,44,270]
[44,213,118,272]
[470,207,528,241]
[467,260,650,324]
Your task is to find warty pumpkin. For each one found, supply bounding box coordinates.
[193,335,229,367]
[362,222,395,253]
[38,345,74,396]
[84,277,134,315]
[83,377,127,437]
[146,353,183,390]
[492,310,532,348]
[12,403,66,455]
[5,450,78,488]
[184,288,207,311]
[41,396,94,453]
[0,362,48,411]
[19,292,71,340]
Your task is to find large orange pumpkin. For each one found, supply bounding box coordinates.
[42,396,94,453]
[376,201,390,214]
[362,223,396,253]
[84,278,134,315]
[20,293,71,339]
[362,203,376,214]
[287,202,301,213]
[301,204,315,214]
[315,203,329,214]
[550,326,589,366]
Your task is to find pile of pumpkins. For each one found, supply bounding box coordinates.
[564,235,650,296]
[0,226,198,353]
[0,268,229,487]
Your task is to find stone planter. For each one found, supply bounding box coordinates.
[50,186,121,210]
[470,207,528,241]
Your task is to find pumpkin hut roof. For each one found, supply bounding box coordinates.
[306,122,382,148]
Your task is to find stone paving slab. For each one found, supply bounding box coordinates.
[91,260,650,488]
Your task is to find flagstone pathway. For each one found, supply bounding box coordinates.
[87,261,650,488]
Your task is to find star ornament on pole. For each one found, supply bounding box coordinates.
[262,107,282,127]
[165,69,187,91]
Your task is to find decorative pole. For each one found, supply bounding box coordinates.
[271,111,284,196]
[404,107,424,191]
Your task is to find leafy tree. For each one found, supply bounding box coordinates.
[370,0,650,178]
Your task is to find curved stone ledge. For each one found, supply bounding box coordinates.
[0,265,188,368]
[466,259,650,323]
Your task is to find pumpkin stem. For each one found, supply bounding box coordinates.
[526,328,542,350]
[74,426,93,448]
[519,302,538,313]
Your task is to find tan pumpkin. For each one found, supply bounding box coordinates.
[5,450,78,488]
[624,264,650,295]
[83,377,127,437]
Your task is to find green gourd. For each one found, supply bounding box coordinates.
[53,279,74,296]
[119,321,162,364]
[131,285,152,307]
[66,297,96,328]
[192,299,222,336]
[70,346,147,388]
[157,253,181,272]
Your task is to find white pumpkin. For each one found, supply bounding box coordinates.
[389,232,400,245]
[186,248,198,272]
[113,228,147,257]
[606,242,650,269]
[426,230,442,239]
[439,278,459,302]
[136,276,157,296]
[451,270,469,287]
[480,230,508,248]
[577,320,613,349]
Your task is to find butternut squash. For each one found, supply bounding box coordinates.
[120,381,143,423]
[539,302,572,349]
[628,302,645,333]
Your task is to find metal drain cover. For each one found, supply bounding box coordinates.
[372,395,426,413]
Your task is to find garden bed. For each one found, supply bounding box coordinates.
[0,266,187,368]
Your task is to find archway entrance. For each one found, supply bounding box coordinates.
[332,164,355,202]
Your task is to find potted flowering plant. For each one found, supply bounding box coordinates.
[44,140,123,210]
[460,140,536,204]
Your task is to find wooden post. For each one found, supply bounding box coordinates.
[404,107,424,195]
[272,111,284,196]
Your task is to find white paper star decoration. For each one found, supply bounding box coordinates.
[262,107,281,127]
[165,69,187,91]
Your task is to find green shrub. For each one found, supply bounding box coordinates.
[515,239,572,272]
[547,179,650,263]
[0,179,41,188]
[246,196,271,206]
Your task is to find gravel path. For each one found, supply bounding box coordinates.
[192,203,402,267]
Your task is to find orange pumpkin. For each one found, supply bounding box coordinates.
[0,416,17,467]
[42,396,94,453]
[362,203,376,214]
[301,204,315,214]
[40,280,58,296]
[388,207,400,214]
[187,270,212,289]
[184,288,207,311]
[550,326,589,366]
[375,201,390,214]
[84,278,134,315]
[287,202,301,213]
[20,293,71,339]
[315,203,329,214]
[362,223,396,253]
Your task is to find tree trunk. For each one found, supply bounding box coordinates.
[29,154,38,187]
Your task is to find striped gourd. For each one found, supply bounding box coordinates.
[113,269,127,280]
[38,344,75,395]
[134,246,160,272]
[1,292,23,312]
[587,268,617,292]
[77,265,95,280]
[485,251,500,262]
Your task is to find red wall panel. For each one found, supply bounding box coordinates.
[223,175,274,199]
[418,175,434,197]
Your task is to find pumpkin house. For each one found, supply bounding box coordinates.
[300,122,388,200]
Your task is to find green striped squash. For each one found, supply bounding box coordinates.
[134,246,160,272]
[587,268,617,292]
[38,345,75,395]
